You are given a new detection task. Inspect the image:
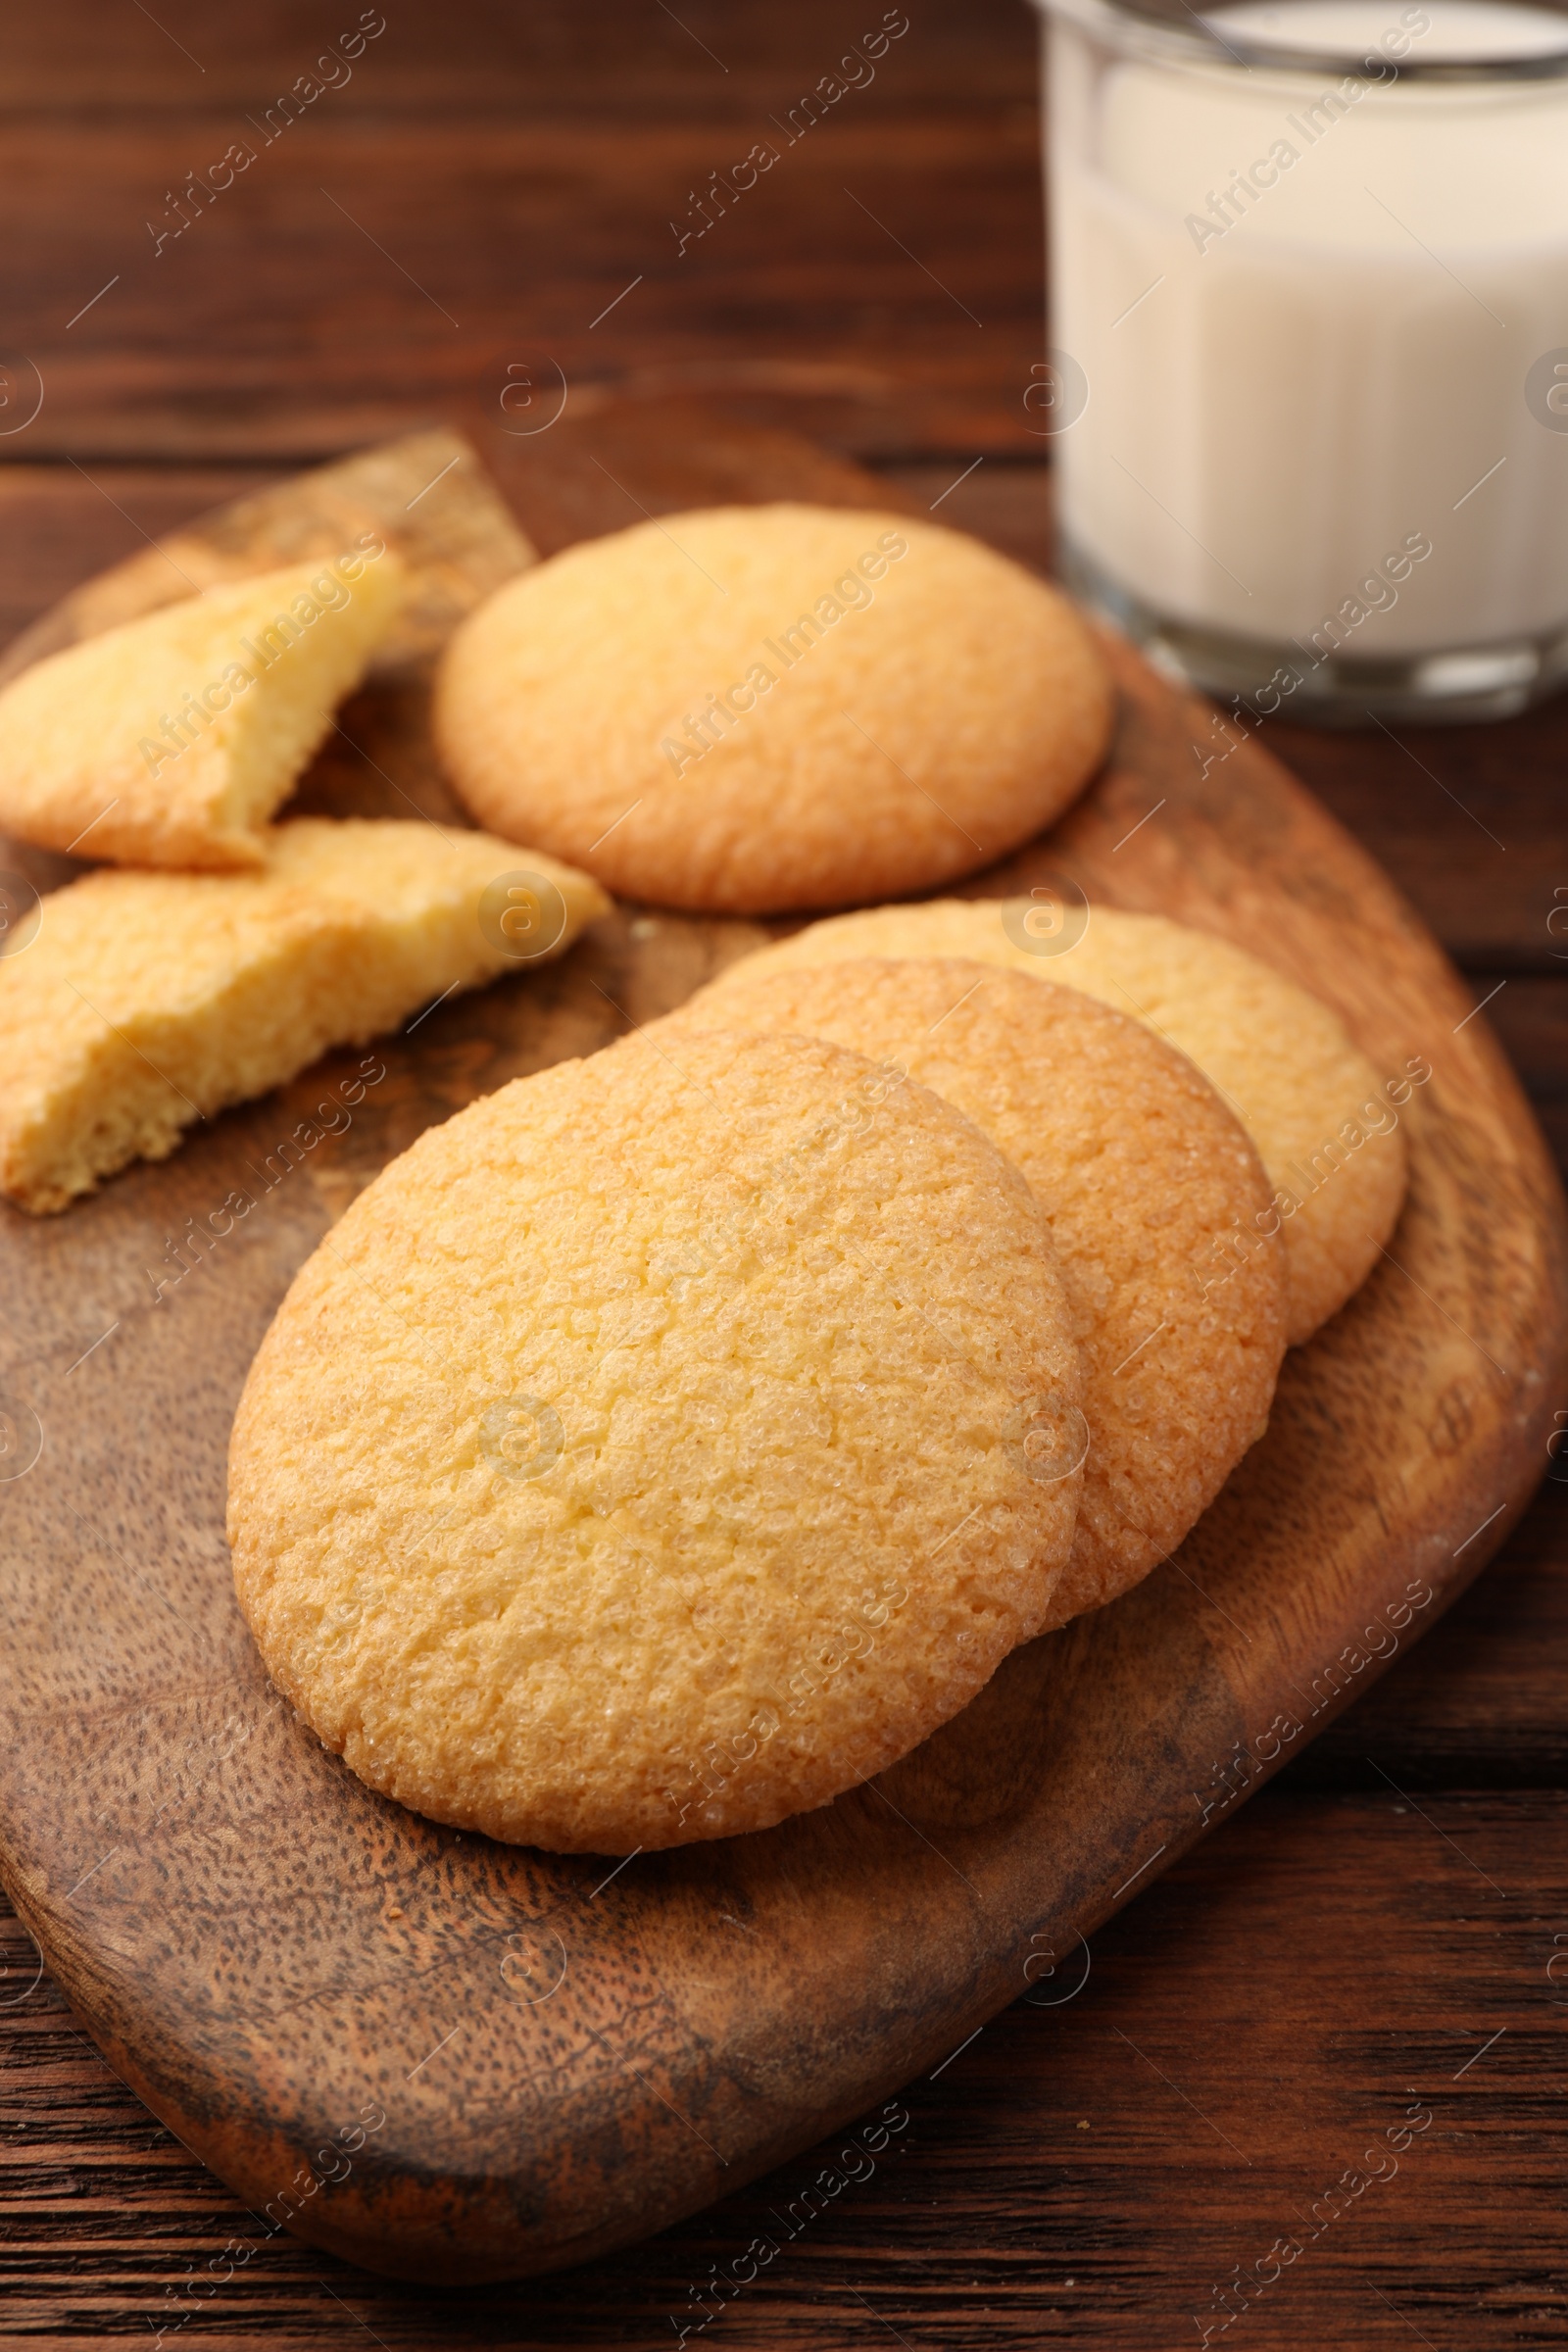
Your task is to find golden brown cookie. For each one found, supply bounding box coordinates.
[703,900,1408,1345]
[0,548,404,869]
[0,818,607,1212]
[227,1028,1085,1852]
[662,957,1287,1625]
[432,504,1111,913]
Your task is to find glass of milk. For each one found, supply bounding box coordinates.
[1035,0,1568,721]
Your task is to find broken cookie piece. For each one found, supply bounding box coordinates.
[0,547,405,869]
[0,817,609,1213]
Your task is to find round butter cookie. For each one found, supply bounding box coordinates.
[227,1028,1084,1853]
[432,504,1111,914]
[661,958,1287,1626]
[702,901,1408,1346]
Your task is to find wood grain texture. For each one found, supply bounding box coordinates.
[0,0,1044,466]
[0,413,1563,2293]
[0,469,283,660]
[0,2,1030,111]
[0,427,535,683]
[1302,1479,1568,1786]
[5,1784,1566,2347]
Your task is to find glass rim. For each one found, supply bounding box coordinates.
[1034,0,1568,80]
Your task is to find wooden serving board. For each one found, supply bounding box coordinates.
[0,409,1562,2287]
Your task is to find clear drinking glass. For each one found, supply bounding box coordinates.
[1034,0,1568,722]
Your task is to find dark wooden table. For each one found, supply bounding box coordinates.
[2,6,1565,2344]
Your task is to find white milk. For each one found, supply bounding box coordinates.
[1046,0,1568,676]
